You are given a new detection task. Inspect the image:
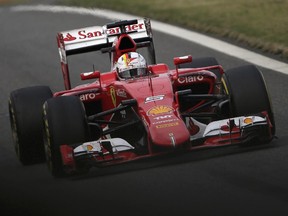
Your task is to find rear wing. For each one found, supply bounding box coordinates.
[57,18,154,90]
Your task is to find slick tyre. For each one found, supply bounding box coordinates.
[43,96,90,177]
[222,65,275,136]
[9,86,53,165]
[179,57,221,79]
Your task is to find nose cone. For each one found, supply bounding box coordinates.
[149,118,190,148]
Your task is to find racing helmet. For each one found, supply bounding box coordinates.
[116,52,148,79]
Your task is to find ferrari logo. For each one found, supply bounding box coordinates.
[110,86,117,107]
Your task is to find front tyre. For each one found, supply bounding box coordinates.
[222,65,275,137]
[43,96,90,177]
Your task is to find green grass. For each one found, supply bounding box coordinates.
[0,0,30,5]
[59,0,288,60]
[1,0,287,59]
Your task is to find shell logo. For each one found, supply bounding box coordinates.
[86,145,93,151]
[147,105,174,116]
[244,117,253,124]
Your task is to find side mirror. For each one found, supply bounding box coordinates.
[80,71,101,80]
[173,55,192,66]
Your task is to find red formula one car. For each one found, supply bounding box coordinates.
[9,19,275,177]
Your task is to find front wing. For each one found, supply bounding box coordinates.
[60,114,272,172]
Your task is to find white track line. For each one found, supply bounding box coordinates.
[11,4,288,75]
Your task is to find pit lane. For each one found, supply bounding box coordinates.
[1,4,288,216]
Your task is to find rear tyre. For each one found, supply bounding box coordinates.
[43,96,90,177]
[222,65,275,137]
[9,86,53,165]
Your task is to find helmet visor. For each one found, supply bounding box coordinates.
[120,68,148,79]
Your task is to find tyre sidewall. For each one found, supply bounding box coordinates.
[9,86,52,165]
[43,96,89,177]
[222,65,275,135]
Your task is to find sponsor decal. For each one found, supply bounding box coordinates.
[177,75,204,84]
[147,105,174,116]
[120,110,126,119]
[153,115,173,120]
[78,30,103,40]
[106,23,145,36]
[79,93,98,101]
[63,33,77,41]
[86,145,94,151]
[110,86,117,107]
[145,95,164,103]
[156,122,179,129]
[244,117,253,124]
[153,119,178,125]
[153,115,179,125]
[116,89,127,98]
[62,23,145,42]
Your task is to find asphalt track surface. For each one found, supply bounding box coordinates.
[1,4,288,216]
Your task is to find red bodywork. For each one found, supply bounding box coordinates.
[54,19,273,170]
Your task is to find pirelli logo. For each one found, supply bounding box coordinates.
[156,122,179,129]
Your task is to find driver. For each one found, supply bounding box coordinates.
[116,52,148,79]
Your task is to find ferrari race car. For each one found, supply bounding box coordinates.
[9,18,275,177]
